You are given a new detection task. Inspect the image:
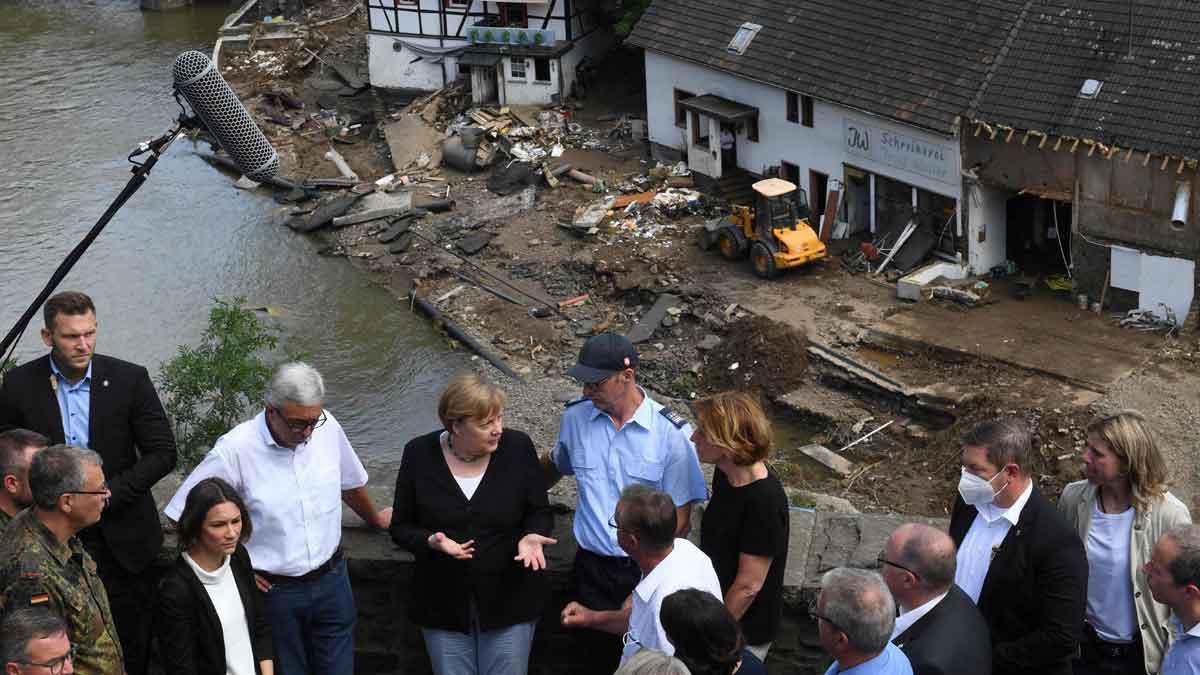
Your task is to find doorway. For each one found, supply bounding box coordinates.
[720,123,737,172]
[809,170,829,223]
[1005,194,1072,273]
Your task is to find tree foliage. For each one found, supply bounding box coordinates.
[613,0,651,35]
[159,298,282,470]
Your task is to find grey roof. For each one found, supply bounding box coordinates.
[626,0,1027,136]
[680,94,759,121]
[971,0,1200,159]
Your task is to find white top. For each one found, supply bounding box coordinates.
[891,591,949,641]
[620,539,724,664]
[1086,500,1138,642]
[454,474,484,500]
[182,553,256,675]
[165,410,370,576]
[955,481,1034,603]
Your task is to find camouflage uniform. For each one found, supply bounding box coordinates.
[0,507,12,532]
[0,509,125,675]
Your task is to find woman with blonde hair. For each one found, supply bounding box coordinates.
[691,391,789,662]
[390,373,556,675]
[1058,410,1192,675]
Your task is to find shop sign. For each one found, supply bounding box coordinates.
[843,118,955,185]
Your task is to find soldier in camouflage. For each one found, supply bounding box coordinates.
[0,428,50,531]
[0,445,123,674]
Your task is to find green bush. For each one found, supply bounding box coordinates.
[500,30,511,43]
[159,297,289,471]
[517,31,529,44]
[533,32,545,45]
[468,29,479,42]
[483,29,494,42]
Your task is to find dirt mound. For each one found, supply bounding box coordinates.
[702,316,808,398]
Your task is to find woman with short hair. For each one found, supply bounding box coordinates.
[1058,410,1192,675]
[390,373,556,675]
[692,391,789,662]
[155,477,273,675]
[661,588,766,675]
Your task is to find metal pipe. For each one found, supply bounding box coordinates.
[1172,181,1190,228]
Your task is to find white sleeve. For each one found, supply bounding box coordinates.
[163,449,236,521]
[330,416,368,490]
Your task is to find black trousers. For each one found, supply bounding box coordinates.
[1072,623,1145,675]
[569,548,642,675]
[82,534,158,675]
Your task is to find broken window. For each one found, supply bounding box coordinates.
[726,22,762,55]
[534,57,551,82]
[802,95,814,127]
[786,92,798,123]
[510,58,527,79]
[674,89,694,128]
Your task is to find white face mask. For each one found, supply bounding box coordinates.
[958,466,1009,506]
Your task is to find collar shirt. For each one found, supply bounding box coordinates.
[824,642,915,675]
[1162,616,1200,675]
[49,357,91,448]
[164,410,369,577]
[553,390,708,557]
[620,539,724,664]
[891,591,949,641]
[955,481,1034,603]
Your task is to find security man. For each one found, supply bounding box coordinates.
[545,332,708,674]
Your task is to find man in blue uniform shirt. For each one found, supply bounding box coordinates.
[547,333,708,673]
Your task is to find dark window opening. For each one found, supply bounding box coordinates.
[534,58,551,82]
[499,3,527,27]
[786,91,798,123]
[692,111,707,148]
[746,117,758,142]
[674,89,694,129]
[781,161,800,186]
[801,95,814,128]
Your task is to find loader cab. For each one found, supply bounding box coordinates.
[754,178,810,240]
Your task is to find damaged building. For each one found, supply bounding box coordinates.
[628,0,1199,324]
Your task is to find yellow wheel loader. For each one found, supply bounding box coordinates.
[715,178,827,279]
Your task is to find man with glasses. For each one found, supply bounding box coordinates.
[545,333,708,673]
[1,607,75,675]
[1145,525,1200,673]
[0,429,50,530]
[0,445,122,674]
[165,362,391,675]
[0,291,177,675]
[814,567,913,675]
[880,523,991,675]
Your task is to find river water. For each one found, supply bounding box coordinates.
[0,0,469,481]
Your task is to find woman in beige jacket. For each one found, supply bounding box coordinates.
[1058,411,1192,675]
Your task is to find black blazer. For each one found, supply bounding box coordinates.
[390,428,553,632]
[0,354,177,573]
[948,487,1087,675]
[893,584,993,675]
[153,545,272,675]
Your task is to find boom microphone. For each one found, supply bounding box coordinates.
[172,50,279,181]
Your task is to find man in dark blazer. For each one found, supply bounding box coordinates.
[0,290,177,675]
[882,523,991,675]
[948,418,1087,675]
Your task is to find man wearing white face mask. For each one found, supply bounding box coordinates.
[948,418,1087,675]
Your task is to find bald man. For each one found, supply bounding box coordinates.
[880,523,992,675]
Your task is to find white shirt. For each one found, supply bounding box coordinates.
[620,539,724,664]
[165,410,369,576]
[182,553,256,675]
[1086,500,1138,642]
[891,591,949,641]
[955,481,1034,603]
[454,474,484,500]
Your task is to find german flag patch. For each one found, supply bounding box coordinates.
[29,593,49,605]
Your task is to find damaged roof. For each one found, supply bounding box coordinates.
[972,0,1200,158]
[626,0,1027,136]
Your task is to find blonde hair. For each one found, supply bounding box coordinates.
[1087,410,1169,513]
[437,373,506,430]
[692,391,772,465]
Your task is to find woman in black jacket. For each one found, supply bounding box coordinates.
[155,477,273,675]
[390,373,556,675]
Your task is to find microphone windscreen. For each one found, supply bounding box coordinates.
[173,50,279,181]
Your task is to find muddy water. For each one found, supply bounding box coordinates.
[0,1,470,480]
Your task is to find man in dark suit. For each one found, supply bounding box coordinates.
[0,290,177,675]
[948,418,1087,675]
[882,522,991,675]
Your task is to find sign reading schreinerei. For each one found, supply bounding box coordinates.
[843,118,955,185]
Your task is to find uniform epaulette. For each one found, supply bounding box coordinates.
[659,407,687,429]
[564,397,588,409]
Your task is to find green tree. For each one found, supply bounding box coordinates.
[613,0,651,35]
[159,298,283,470]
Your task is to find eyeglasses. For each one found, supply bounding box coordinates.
[808,597,845,633]
[877,551,921,580]
[66,484,109,496]
[18,646,74,675]
[273,408,327,433]
[583,375,615,391]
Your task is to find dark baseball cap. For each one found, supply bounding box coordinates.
[567,333,639,383]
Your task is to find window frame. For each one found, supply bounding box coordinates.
[786,91,799,124]
[533,57,552,83]
[444,0,471,7]
[780,161,800,186]
[801,95,814,128]
[509,57,528,80]
[746,117,759,142]
[674,89,694,129]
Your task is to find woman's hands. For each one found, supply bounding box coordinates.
[515,533,558,571]
[428,532,476,559]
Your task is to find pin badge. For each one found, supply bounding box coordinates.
[102,380,109,388]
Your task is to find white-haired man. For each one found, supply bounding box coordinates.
[165,362,391,675]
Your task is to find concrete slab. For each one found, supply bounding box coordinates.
[799,444,855,477]
[868,289,1157,392]
[804,512,948,585]
[383,115,444,173]
[628,294,680,344]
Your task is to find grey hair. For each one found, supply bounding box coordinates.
[896,523,957,592]
[962,417,1031,472]
[1164,525,1200,588]
[264,362,325,408]
[30,445,102,511]
[614,650,692,675]
[0,606,68,664]
[820,567,896,654]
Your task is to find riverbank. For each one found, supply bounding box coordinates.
[212,0,1200,519]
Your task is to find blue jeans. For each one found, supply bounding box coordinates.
[422,619,537,675]
[263,558,356,675]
